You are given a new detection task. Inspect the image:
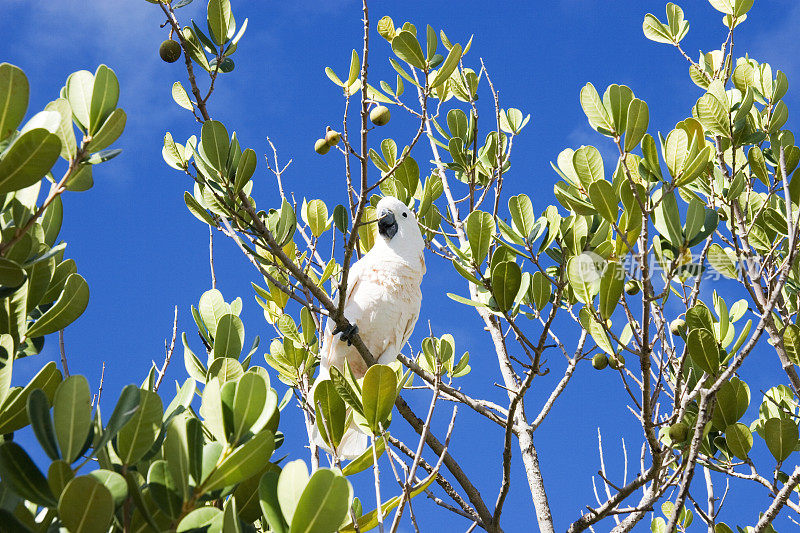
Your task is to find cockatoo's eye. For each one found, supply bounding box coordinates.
[402,212,408,218]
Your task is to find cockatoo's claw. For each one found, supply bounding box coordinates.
[334,324,359,346]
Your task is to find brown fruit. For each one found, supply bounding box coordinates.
[314,139,330,155]
[370,105,391,126]
[159,39,182,63]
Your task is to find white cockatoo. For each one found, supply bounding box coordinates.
[313,196,426,459]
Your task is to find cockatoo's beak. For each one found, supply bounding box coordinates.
[377,209,398,239]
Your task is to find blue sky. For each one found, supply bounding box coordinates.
[4,0,800,530]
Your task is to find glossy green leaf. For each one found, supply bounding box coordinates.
[567,254,601,304]
[44,98,76,160]
[686,328,720,374]
[642,14,673,44]
[259,471,289,533]
[88,469,128,508]
[26,273,89,338]
[580,82,614,135]
[624,98,649,152]
[341,437,385,476]
[207,0,231,45]
[176,507,222,531]
[712,377,750,428]
[391,31,426,70]
[88,65,119,135]
[603,84,633,134]
[588,180,617,223]
[234,147,257,191]
[27,389,59,461]
[361,365,397,434]
[66,70,94,131]
[53,375,92,463]
[147,460,182,518]
[431,43,462,88]
[200,119,230,171]
[599,261,624,320]
[707,244,738,279]
[0,442,56,507]
[0,334,13,408]
[572,145,603,186]
[694,93,729,135]
[491,261,521,312]
[213,313,244,359]
[314,380,346,448]
[290,469,352,533]
[305,199,329,238]
[725,423,752,460]
[232,372,268,442]
[0,129,61,194]
[203,429,275,492]
[0,361,61,434]
[115,389,162,464]
[764,417,798,462]
[465,210,494,267]
[85,108,125,152]
[0,63,29,141]
[93,384,140,454]
[277,459,309,525]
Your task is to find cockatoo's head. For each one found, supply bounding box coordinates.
[374,196,425,261]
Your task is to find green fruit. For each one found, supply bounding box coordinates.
[370,105,391,126]
[624,280,640,295]
[325,130,341,146]
[592,353,608,370]
[670,318,686,336]
[159,39,182,63]
[314,139,330,155]
[608,353,625,370]
[669,422,689,443]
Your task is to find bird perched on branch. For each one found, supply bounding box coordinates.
[313,196,426,459]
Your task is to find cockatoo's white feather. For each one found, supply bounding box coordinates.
[313,196,425,459]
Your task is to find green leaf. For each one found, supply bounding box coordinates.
[232,372,267,443]
[0,257,24,287]
[53,375,92,463]
[530,271,551,311]
[713,377,750,428]
[784,324,800,366]
[88,65,119,135]
[391,31,426,70]
[304,199,329,238]
[347,49,360,87]
[48,459,74,496]
[603,85,634,134]
[686,328,720,374]
[203,429,275,492]
[171,81,193,111]
[44,98,76,160]
[653,190,683,248]
[362,364,397,434]
[26,273,89,338]
[642,14,674,44]
[694,93,729,135]
[624,98,649,152]
[431,43,462,88]
[93,384,140,454]
[465,210,494,267]
[277,459,309,525]
[213,313,244,359]
[207,0,232,45]
[200,119,230,172]
[176,507,222,532]
[0,361,61,434]
[66,70,94,132]
[85,108,125,152]
[27,389,60,461]
[199,289,227,338]
[708,0,734,15]
[314,380,346,448]
[580,82,614,135]
[764,417,798,462]
[0,63,29,142]
[147,460,182,518]
[184,191,216,226]
[0,442,56,507]
[115,389,162,465]
[341,437,385,476]
[276,198,296,246]
[0,129,61,194]
[725,423,752,460]
[491,261,521,312]
[588,180,617,223]
[567,254,601,304]
[234,148,257,191]
[290,469,352,533]
[508,194,536,238]
[88,469,128,508]
[259,471,289,533]
[572,145,604,186]
[599,261,625,320]
[707,244,738,279]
